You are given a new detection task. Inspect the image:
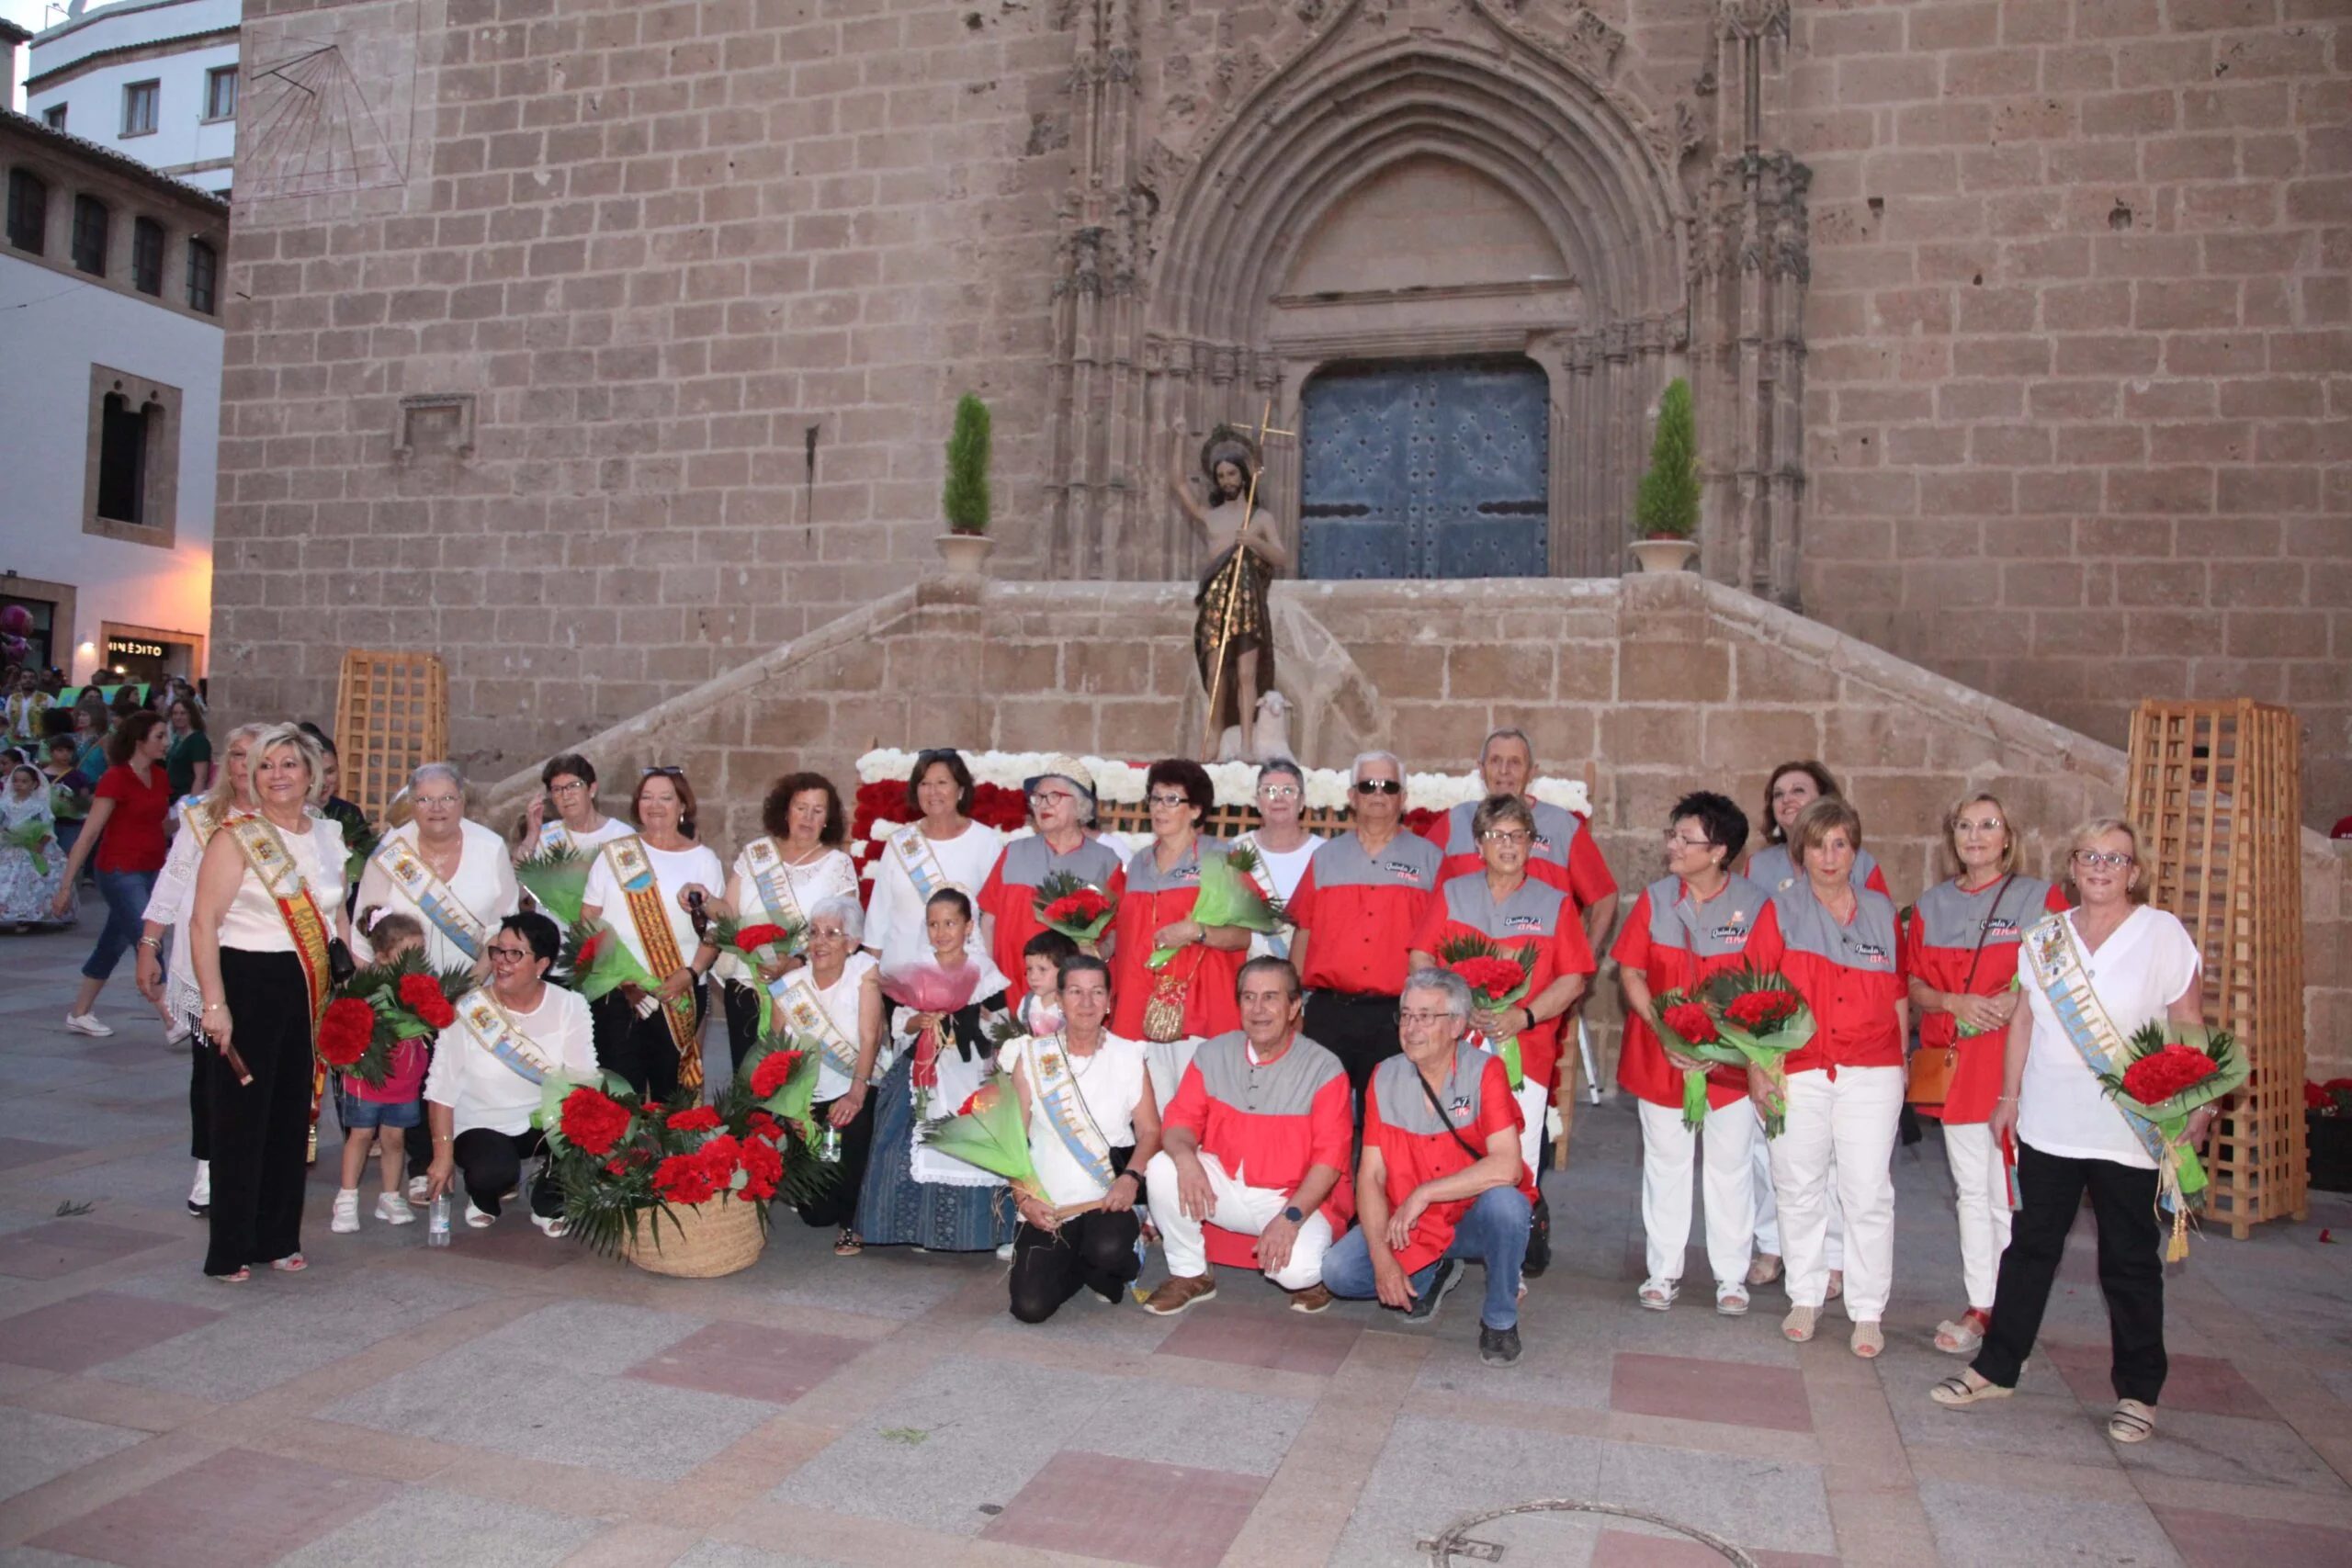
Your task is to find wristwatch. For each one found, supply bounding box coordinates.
[1281,1206,1304,1224]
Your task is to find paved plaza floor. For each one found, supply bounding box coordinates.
[0,922,2346,1568]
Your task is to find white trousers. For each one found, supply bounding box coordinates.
[1144,1148,1331,1291]
[1753,1102,1842,1269]
[1145,1035,1203,1114]
[1512,1077,1546,1176]
[1768,1066,1902,1320]
[1636,1096,1756,1287]
[1942,1120,2013,1311]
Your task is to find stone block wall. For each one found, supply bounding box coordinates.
[1790,0,2352,822]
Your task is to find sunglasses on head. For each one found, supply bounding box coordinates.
[640,765,685,779]
[1352,778,1402,795]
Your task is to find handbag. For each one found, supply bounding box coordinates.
[1141,947,1206,1044]
[1906,874,2014,1107]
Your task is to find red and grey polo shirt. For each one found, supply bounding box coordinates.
[978,834,1127,1006]
[1164,1029,1355,1265]
[1108,839,1243,1042]
[1611,873,1784,1111]
[1285,829,1442,997]
[1408,873,1596,1099]
[1745,841,1892,899]
[1901,874,2066,1122]
[1771,879,1908,1074]
[1425,796,1618,912]
[1363,1043,1535,1272]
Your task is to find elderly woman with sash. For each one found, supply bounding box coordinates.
[579,767,725,1100]
[1903,793,2068,1358]
[776,895,885,1254]
[187,724,351,1280]
[1611,791,1782,1315]
[352,762,519,973]
[1931,819,2210,1446]
[1006,953,1159,1321]
[1109,759,1250,1111]
[865,748,1002,970]
[515,753,632,863]
[978,757,1126,1010]
[137,721,266,1218]
[424,912,599,1233]
[714,772,858,1076]
[1764,797,1908,1358]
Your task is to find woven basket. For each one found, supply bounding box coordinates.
[622,1195,766,1279]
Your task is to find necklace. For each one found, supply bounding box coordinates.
[780,840,828,867]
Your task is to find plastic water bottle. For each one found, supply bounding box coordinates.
[817,1124,842,1162]
[426,1193,451,1247]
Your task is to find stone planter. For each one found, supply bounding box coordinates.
[1629,537,1699,574]
[936,532,994,576]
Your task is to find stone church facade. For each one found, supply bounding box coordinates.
[210,0,2346,818]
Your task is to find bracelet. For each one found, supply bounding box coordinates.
[1996,1094,2018,1103]
[138,935,163,949]
[202,1001,227,1013]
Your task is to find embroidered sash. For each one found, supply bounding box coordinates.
[225,812,334,1027]
[537,818,574,855]
[456,987,558,1086]
[600,835,703,1084]
[183,798,220,848]
[775,968,862,1080]
[1019,1033,1114,1196]
[371,833,487,963]
[888,824,955,905]
[1235,831,1290,957]
[741,836,811,926]
[2020,913,2174,1193]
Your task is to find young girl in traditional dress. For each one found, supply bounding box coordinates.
[0,763,63,928]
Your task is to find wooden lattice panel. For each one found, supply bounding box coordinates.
[1094,803,1352,840]
[2124,699,2307,1238]
[332,650,448,822]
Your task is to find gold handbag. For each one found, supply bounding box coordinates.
[1142,948,1205,1043]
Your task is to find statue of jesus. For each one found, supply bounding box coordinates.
[1169,423,1288,760]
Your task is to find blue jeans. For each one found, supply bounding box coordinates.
[1322,1185,1532,1329]
[81,868,157,982]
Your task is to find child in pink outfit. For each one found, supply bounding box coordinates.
[330,909,434,1233]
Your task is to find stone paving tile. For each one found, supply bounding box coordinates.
[982,1450,1266,1568]
[1590,1439,1836,1557]
[1917,1478,2186,1568]
[1153,1302,1362,1376]
[668,1545,863,1568]
[0,1407,149,1504]
[0,1291,221,1373]
[0,1221,178,1281]
[2116,1405,2348,1496]
[0,1137,78,1172]
[2043,1341,2279,1420]
[25,1447,397,1568]
[2153,1505,2352,1568]
[1609,1351,1814,1433]
[1328,1413,1610,1568]
[274,1484,603,1568]
[625,1321,873,1405]
[1592,1529,1840,1567]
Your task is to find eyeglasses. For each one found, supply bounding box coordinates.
[1479,829,1532,845]
[1258,784,1300,799]
[808,926,850,942]
[1956,818,2007,834]
[1148,793,1193,808]
[413,795,462,809]
[1353,778,1403,795]
[549,780,589,796]
[1029,789,1077,807]
[2073,850,2133,870]
[486,945,532,963]
[1662,831,1713,850]
[1398,1009,1457,1028]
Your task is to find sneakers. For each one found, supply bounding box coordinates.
[531,1213,570,1239]
[1478,1323,1522,1367]
[187,1160,209,1217]
[1287,1282,1334,1314]
[995,1241,1016,1261]
[1403,1258,1462,1322]
[1715,1281,1751,1316]
[64,1012,113,1037]
[331,1189,361,1234]
[1521,1193,1552,1279]
[375,1192,415,1226]
[1140,1273,1218,1316]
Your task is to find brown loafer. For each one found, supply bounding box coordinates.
[1140,1273,1218,1316]
[1287,1283,1333,1314]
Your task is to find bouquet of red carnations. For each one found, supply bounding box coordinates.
[319,951,471,1087]
[2098,1021,2245,1209]
[1650,986,1755,1129]
[709,911,808,1034]
[1435,932,1539,1089]
[1700,965,1816,1136]
[1034,871,1117,953]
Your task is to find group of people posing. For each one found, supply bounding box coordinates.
[94,722,2211,1434]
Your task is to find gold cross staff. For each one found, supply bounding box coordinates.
[1200,399,1295,760]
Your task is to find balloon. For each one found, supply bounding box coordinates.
[0,605,29,637]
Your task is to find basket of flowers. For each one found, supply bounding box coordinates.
[540,1033,834,1278]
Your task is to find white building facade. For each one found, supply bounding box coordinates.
[1,111,223,685]
[23,0,240,197]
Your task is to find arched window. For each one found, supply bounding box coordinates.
[71,195,108,275]
[5,169,45,254]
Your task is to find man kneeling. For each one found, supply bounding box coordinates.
[1321,967,1534,1366]
[1142,957,1351,1315]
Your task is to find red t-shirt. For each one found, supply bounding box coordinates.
[91,762,172,874]
[1610,875,1784,1111]
[1407,873,1596,1099]
[1363,1045,1535,1272]
[1106,841,1242,1042]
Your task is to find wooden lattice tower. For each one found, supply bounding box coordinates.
[332,650,448,822]
[2124,699,2308,1238]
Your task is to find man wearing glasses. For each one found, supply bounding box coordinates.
[1283,751,1442,1110]
[977,756,1128,1008]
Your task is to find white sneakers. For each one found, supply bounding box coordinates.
[334,1189,418,1232]
[65,1012,113,1037]
[375,1192,415,1226]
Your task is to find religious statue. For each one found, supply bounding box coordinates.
[1169,422,1289,761]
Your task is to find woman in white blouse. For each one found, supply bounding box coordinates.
[713,772,860,1075]
[423,911,600,1234]
[351,762,521,973]
[863,749,1001,971]
[1931,818,2215,1446]
[786,895,886,1252]
[187,725,352,1280]
[578,767,724,1100]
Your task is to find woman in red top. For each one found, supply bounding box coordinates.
[1109,759,1250,1109]
[1902,792,2067,1356]
[51,710,173,1037]
[1761,796,1908,1359]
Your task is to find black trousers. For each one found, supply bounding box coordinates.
[592,984,705,1101]
[1009,1207,1142,1323]
[402,1040,438,1180]
[1973,1140,2167,1404]
[795,1089,876,1230]
[722,980,766,1077]
[205,949,313,1276]
[1305,988,1401,1121]
[188,1029,209,1161]
[454,1128,561,1220]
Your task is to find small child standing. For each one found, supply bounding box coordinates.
[331,908,432,1233]
[1015,928,1077,1040]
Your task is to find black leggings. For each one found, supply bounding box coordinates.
[592,985,705,1100]
[796,1089,876,1231]
[1009,1207,1142,1323]
[453,1128,561,1220]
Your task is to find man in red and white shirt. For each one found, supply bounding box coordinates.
[1423,727,1618,944]
[1141,957,1354,1316]
[1319,968,1534,1367]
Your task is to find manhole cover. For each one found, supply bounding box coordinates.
[1421,1500,1762,1567]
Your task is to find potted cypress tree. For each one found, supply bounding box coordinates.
[1629,377,1701,573]
[936,392,994,576]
